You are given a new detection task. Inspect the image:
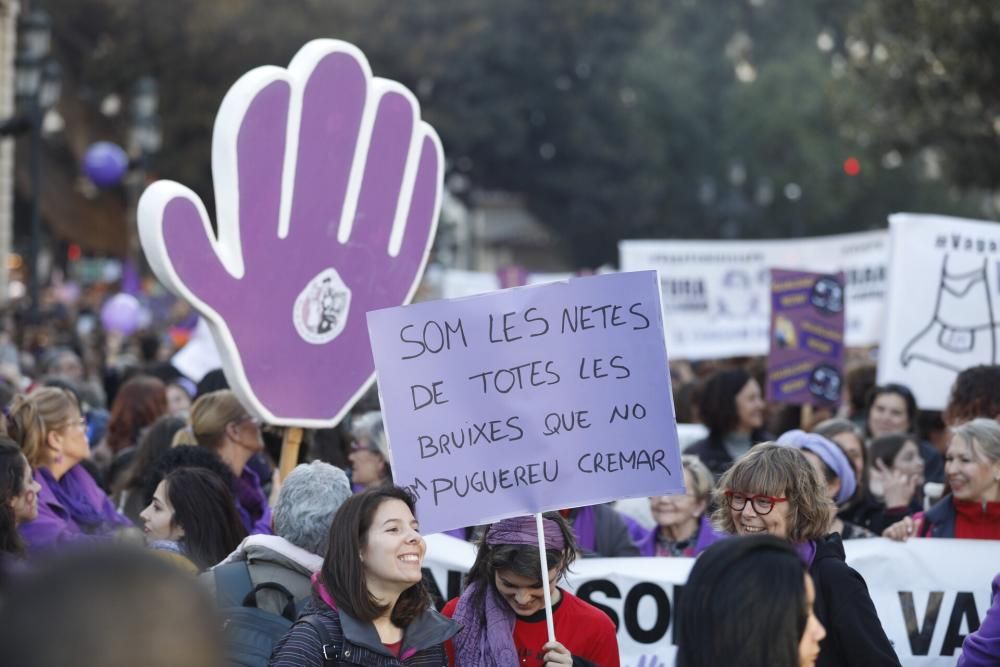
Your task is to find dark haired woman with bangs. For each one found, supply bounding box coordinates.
[715,444,900,667]
[270,486,459,666]
[684,368,770,478]
[442,513,619,667]
[0,438,41,562]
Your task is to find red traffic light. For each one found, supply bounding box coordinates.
[843,157,861,176]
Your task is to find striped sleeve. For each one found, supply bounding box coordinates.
[269,620,326,667]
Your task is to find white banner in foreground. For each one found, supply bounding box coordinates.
[619,231,888,359]
[879,213,1000,410]
[424,535,998,667]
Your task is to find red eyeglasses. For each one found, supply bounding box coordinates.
[723,491,788,516]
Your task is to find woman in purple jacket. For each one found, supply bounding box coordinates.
[190,389,273,535]
[958,572,1000,666]
[637,455,725,557]
[7,388,132,553]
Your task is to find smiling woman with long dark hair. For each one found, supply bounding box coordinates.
[270,487,459,666]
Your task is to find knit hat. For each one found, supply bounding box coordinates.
[776,429,857,504]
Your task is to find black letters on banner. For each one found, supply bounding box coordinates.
[942,592,980,656]
[576,579,621,630]
[898,591,943,656]
[624,583,671,644]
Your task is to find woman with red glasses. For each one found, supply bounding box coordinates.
[714,444,900,667]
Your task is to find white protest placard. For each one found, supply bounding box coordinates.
[878,213,1000,410]
[367,271,683,534]
[619,231,888,359]
[423,534,1000,667]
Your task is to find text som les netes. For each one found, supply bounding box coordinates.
[397,302,651,361]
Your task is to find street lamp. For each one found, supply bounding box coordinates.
[4,8,61,317]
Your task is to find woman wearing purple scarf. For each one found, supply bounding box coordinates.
[189,390,272,535]
[441,513,619,667]
[715,444,899,667]
[7,388,132,553]
[637,455,726,557]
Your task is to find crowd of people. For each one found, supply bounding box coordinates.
[0,324,997,666]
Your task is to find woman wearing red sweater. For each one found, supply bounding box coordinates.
[441,513,619,667]
[884,418,1000,541]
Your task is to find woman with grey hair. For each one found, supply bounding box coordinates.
[884,418,1000,541]
[203,461,352,614]
[348,411,393,490]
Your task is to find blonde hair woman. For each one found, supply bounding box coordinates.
[7,388,131,552]
[188,390,271,535]
[883,418,1000,541]
[638,455,726,557]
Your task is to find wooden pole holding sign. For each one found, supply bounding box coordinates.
[535,513,557,644]
[279,426,304,482]
[800,404,814,431]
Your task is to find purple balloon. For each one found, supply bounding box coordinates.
[100,293,143,335]
[83,142,129,188]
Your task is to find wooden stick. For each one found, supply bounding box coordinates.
[278,426,304,481]
[800,404,814,431]
[535,512,556,644]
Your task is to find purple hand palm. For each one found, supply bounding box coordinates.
[139,40,442,426]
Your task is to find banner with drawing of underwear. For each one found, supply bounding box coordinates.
[619,232,887,360]
[878,213,1000,410]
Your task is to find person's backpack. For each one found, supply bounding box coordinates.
[214,561,305,667]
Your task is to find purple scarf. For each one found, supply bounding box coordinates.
[451,516,564,667]
[39,465,130,534]
[797,540,817,568]
[236,466,270,534]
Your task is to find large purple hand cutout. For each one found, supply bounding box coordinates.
[139,40,442,426]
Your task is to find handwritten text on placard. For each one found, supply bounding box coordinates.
[367,271,683,534]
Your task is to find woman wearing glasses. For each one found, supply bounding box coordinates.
[348,411,393,491]
[7,388,132,552]
[715,444,900,667]
[189,389,272,535]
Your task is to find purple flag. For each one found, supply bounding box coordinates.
[766,269,846,406]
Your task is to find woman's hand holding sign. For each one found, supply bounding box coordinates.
[138,40,442,426]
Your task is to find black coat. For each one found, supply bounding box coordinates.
[270,599,459,667]
[682,430,771,479]
[810,533,901,667]
[838,492,918,535]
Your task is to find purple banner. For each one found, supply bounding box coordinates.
[767,269,845,406]
[367,271,682,534]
